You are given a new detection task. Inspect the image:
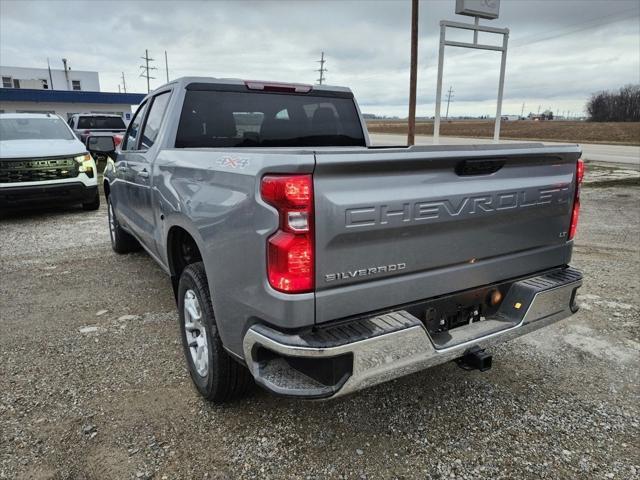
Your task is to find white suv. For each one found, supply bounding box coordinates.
[0,113,99,211]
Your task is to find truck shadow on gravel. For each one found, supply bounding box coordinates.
[0,203,101,220]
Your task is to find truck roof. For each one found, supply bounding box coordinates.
[146,76,353,97]
[71,113,123,118]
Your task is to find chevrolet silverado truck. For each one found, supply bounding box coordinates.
[103,77,584,403]
[0,113,99,211]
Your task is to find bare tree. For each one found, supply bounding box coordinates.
[587,84,640,122]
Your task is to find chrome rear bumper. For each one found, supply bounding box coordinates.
[243,267,582,399]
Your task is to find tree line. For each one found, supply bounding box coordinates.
[587,84,640,122]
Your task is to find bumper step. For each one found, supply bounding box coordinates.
[243,267,583,399]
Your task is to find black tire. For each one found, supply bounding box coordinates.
[107,195,140,254]
[82,191,100,211]
[178,261,253,403]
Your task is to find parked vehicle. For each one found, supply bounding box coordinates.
[104,77,584,403]
[0,113,99,210]
[68,113,127,143]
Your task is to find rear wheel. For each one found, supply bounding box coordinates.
[107,196,140,253]
[178,262,253,403]
[82,190,100,211]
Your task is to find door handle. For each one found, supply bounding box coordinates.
[137,169,149,178]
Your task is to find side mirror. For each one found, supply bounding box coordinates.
[86,135,116,153]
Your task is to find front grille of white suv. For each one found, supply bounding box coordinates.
[0,157,79,183]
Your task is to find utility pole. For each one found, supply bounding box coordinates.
[520,102,525,118]
[165,50,169,83]
[118,85,121,93]
[316,52,327,85]
[537,105,541,115]
[139,49,157,93]
[444,86,454,119]
[121,72,127,93]
[407,0,419,146]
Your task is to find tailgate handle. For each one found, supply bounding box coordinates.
[456,159,506,176]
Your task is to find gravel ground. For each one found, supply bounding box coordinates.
[1,170,638,479]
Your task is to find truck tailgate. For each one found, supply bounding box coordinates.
[313,144,581,323]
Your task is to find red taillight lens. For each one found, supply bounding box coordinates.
[569,159,584,240]
[261,175,311,209]
[576,158,585,184]
[113,134,123,147]
[261,175,314,293]
[267,232,313,292]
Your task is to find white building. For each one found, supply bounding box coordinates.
[0,65,144,122]
[1,65,100,92]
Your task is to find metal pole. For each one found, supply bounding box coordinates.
[145,49,150,93]
[407,0,419,146]
[165,50,169,83]
[473,16,479,44]
[433,22,446,143]
[493,29,509,142]
[47,58,54,90]
[62,58,71,90]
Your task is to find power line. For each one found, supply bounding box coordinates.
[447,9,639,61]
[139,49,157,93]
[445,86,454,119]
[511,8,639,49]
[316,52,327,85]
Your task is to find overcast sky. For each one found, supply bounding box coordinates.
[1,0,639,117]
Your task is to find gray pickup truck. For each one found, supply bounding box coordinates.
[104,77,584,403]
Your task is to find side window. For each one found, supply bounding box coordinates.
[122,102,148,151]
[140,91,171,150]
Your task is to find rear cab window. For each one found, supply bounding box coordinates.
[175,86,365,148]
[77,116,126,130]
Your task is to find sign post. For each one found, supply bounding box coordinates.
[434,0,508,143]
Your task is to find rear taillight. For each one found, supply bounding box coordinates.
[569,159,585,240]
[261,174,314,293]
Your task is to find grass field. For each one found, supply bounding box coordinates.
[366,120,640,146]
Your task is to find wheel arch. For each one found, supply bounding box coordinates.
[166,224,205,298]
